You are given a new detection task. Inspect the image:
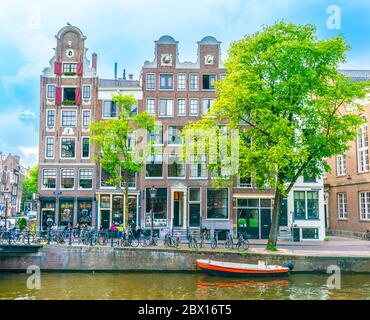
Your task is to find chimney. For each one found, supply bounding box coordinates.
[129,74,133,80]
[114,62,118,80]
[92,53,98,71]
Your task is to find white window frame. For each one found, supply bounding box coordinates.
[146,73,155,90]
[102,100,118,119]
[47,84,56,99]
[189,99,199,116]
[82,85,91,100]
[159,99,174,117]
[336,155,346,177]
[202,98,215,116]
[206,188,230,220]
[45,136,55,159]
[82,110,91,128]
[159,73,174,91]
[42,169,57,190]
[145,154,164,179]
[189,154,208,179]
[60,168,75,190]
[177,73,186,91]
[167,154,185,179]
[358,122,369,173]
[177,99,186,116]
[79,168,93,190]
[167,126,183,146]
[46,109,55,128]
[337,193,348,220]
[360,191,370,221]
[146,98,155,115]
[189,73,199,91]
[61,110,77,127]
[60,137,76,159]
[100,165,115,189]
[81,136,90,159]
[202,74,217,91]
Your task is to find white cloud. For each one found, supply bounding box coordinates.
[19,146,38,168]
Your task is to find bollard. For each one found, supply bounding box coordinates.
[69,228,72,246]
[111,235,114,247]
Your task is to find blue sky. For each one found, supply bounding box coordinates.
[1,0,370,167]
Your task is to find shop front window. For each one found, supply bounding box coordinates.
[207,188,228,219]
[145,188,167,228]
[112,195,124,226]
[59,201,74,227]
[78,201,92,226]
[128,196,138,225]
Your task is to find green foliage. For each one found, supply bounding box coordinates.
[22,165,38,209]
[62,100,76,105]
[90,93,155,227]
[63,72,76,76]
[267,243,278,252]
[17,218,27,231]
[324,236,330,242]
[184,21,368,248]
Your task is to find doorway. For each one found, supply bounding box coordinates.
[42,210,55,229]
[101,210,110,230]
[173,191,184,228]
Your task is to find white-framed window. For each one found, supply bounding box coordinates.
[358,121,369,173]
[146,154,163,178]
[127,132,136,151]
[46,109,55,128]
[146,99,155,115]
[47,85,56,99]
[159,99,173,117]
[336,155,346,176]
[82,137,90,159]
[360,191,370,220]
[159,74,173,90]
[82,85,91,99]
[177,99,186,116]
[61,110,77,127]
[168,126,183,145]
[148,125,164,145]
[60,137,76,159]
[220,73,227,81]
[168,154,185,178]
[190,154,207,178]
[202,74,216,90]
[189,74,198,91]
[190,99,199,116]
[103,101,118,119]
[178,73,186,91]
[239,176,252,188]
[82,110,91,128]
[42,169,56,189]
[337,193,348,219]
[60,169,75,189]
[146,73,155,90]
[202,98,215,115]
[79,169,93,189]
[45,137,54,159]
[63,63,77,74]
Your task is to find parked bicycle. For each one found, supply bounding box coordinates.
[118,230,139,247]
[165,232,180,248]
[235,232,250,251]
[224,232,234,249]
[211,231,219,249]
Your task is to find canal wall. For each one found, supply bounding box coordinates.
[1,246,370,273]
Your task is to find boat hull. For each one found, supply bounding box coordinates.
[196,261,290,278]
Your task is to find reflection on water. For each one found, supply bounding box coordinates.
[0,272,370,300]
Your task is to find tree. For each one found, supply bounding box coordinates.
[184,21,368,250]
[90,93,155,228]
[22,165,38,211]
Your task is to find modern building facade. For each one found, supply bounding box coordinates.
[325,70,370,236]
[38,25,326,241]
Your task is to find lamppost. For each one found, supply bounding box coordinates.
[3,193,10,231]
[149,186,157,243]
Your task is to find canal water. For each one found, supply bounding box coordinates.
[0,272,370,300]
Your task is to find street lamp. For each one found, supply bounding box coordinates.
[149,186,157,243]
[3,193,10,231]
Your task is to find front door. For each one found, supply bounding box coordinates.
[101,210,110,230]
[261,208,272,239]
[173,191,184,228]
[189,203,200,227]
[42,210,55,229]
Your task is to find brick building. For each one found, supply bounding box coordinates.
[0,152,23,217]
[38,26,326,240]
[325,70,370,237]
[38,25,98,229]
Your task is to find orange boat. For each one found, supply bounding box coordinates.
[196,259,292,278]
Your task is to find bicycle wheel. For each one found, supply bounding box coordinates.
[211,239,217,249]
[224,240,232,249]
[130,238,140,247]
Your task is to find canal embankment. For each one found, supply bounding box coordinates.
[1,243,370,273]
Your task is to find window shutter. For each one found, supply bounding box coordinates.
[54,62,62,75]
[75,87,81,105]
[55,87,62,105]
[77,62,83,76]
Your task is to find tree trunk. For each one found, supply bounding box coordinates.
[124,170,129,229]
[267,181,283,249]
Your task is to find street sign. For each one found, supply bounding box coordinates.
[53,191,62,196]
